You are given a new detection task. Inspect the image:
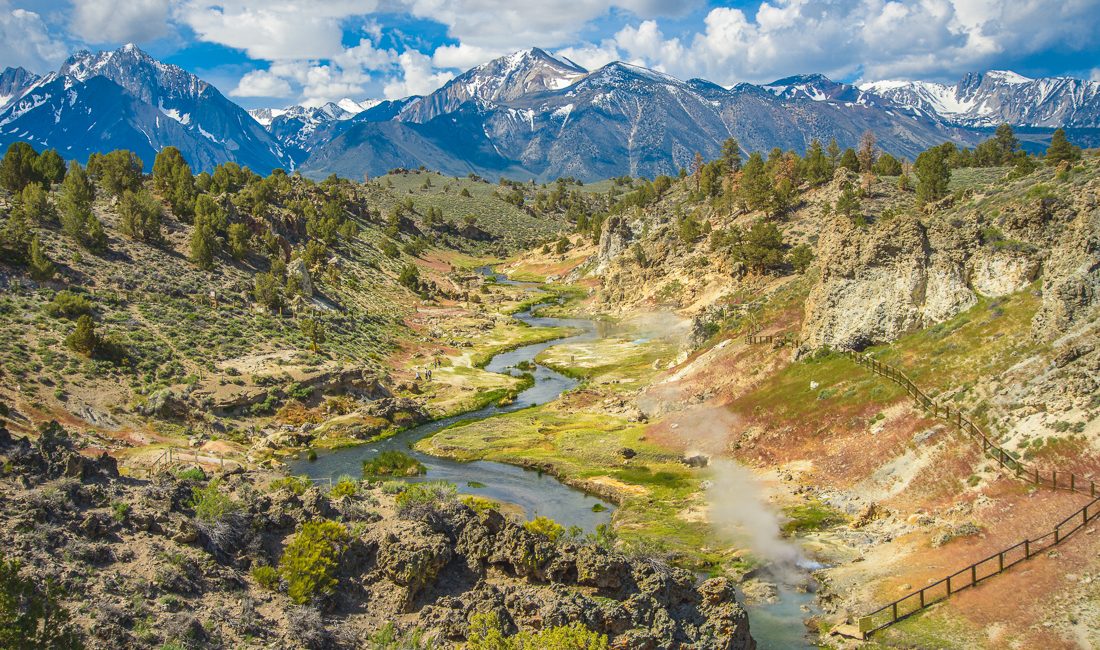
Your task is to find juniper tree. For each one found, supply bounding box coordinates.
[0,142,40,194]
[1045,128,1082,165]
[838,148,860,172]
[58,161,97,246]
[88,150,143,197]
[803,139,831,186]
[27,236,54,281]
[33,149,66,186]
[118,189,163,243]
[65,314,98,355]
[914,145,951,204]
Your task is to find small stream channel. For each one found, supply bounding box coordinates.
[290,268,614,531]
[290,267,818,648]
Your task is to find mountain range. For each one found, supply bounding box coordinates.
[1,44,1097,181]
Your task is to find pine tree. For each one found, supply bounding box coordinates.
[720,137,742,172]
[857,130,877,173]
[33,149,66,186]
[58,161,108,254]
[28,235,54,281]
[190,219,217,270]
[1045,128,1082,165]
[169,163,196,221]
[992,124,1020,164]
[838,148,860,172]
[118,189,163,243]
[0,210,31,264]
[227,223,250,260]
[65,314,98,355]
[299,318,325,352]
[89,150,143,197]
[152,147,186,194]
[914,144,951,204]
[803,139,830,186]
[826,138,841,169]
[0,142,40,193]
[872,153,903,176]
[15,183,52,224]
[835,181,861,219]
[738,152,772,212]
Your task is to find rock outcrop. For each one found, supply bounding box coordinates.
[801,178,1097,351]
[595,214,636,275]
[0,422,754,650]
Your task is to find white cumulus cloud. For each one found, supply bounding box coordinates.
[69,0,171,44]
[231,69,292,98]
[383,50,454,99]
[0,2,68,73]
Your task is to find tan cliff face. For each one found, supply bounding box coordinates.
[802,176,1098,352]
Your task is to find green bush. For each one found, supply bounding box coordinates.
[188,479,238,523]
[394,481,457,516]
[110,500,131,523]
[250,565,279,591]
[465,611,608,650]
[175,467,205,481]
[0,555,82,649]
[279,520,350,605]
[44,291,92,319]
[362,451,426,478]
[270,475,310,495]
[523,516,564,543]
[370,622,437,649]
[328,477,359,499]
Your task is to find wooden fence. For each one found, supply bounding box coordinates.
[843,350,1100,634]
[741,332,1100,636]
[144,446,241,476]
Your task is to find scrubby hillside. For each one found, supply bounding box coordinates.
[0,145,587,468]
[505,131,1098,647]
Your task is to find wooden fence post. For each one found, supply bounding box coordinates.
[1024,540,1030,559]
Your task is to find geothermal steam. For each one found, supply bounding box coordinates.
[631,323,808,580]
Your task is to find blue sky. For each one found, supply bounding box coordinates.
[5,0,1100,109]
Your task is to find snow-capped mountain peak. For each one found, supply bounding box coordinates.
[0,43,291,172]
[0,66,40,111]
[403,47,589,123]
[862,69,1100,127]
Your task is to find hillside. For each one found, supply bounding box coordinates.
[494,137,1099,647]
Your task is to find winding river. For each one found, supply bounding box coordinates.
[290,268,615,531]
[290,267,815,649]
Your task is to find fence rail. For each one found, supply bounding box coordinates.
[143,446,241,476]
[742,332,1099,637]
[845,349,1100,635]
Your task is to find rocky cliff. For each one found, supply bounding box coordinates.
[801,168,1098,351]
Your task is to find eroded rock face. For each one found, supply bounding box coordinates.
[1031,199,1100,338]
[596,214,635,275]
[970,249,1039,297]
[287,258,314,297]
[801,186,1098,351]
[801,214,978,350]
